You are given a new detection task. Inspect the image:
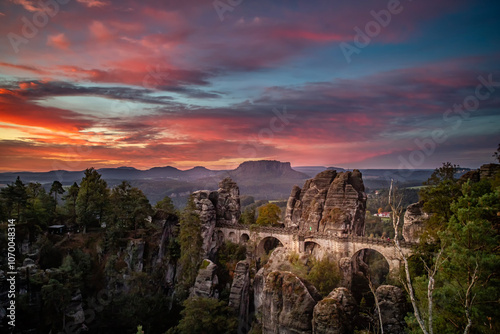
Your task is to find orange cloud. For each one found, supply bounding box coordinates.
[47,33,71,50]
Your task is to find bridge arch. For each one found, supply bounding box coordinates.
[304,241,322,258]
[228,231,237,243]
[256,236,284,257]
[350,248,391,303]
[240,233,249,244]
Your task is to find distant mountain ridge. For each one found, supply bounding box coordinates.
[0,161,444,206]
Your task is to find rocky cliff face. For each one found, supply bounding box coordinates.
[403,202,429,243]
[375,285,408,334]
[479,163,500,180]
[191,259,219,298]
[191,177,241,255]
[192,189,218,255]
[260,271,321,334]
[285,170,367,235]
[216,177,241,225]
[312,287,358,334]
[229,261,251,333]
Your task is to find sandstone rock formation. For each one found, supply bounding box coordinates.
[285,170,367,235]
[191,259,219,298]
[192,189,218,255]
[403,202,429,243]
[479,163,500,180]
[312,287,358,334]
[261,271,321,334]
[229,261,251,334]
[375,285,408,334]
[216,177,241,225]
[191,177,241,255]
[124,239,145,273]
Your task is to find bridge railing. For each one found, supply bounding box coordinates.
[215,223,417,248]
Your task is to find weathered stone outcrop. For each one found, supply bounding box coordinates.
[338,257,353,289]
[192,190,218,255]
[403,202,429,243]
[375,285,408,334]
[312,287,358,334]
[285,170,367,235]
[216,177,241,225]
[191,259,219,298]
[229,261,251,333]
[192,177,241,256]
[479,163,500,180]
[260,271,321,334]
[124,239,145,273]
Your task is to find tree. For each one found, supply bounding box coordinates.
[419,162,461,240]
[25,182,54,232]
[256,203,281,226]
[155,195,177,215]
[435,180,500,333]
[0,176,28,221]
[76,168,109,233]
[306,256,341,297]
[390,179,443,334]
[41,278,72,330]
[240,207,256,225]
[50,180,65,213]
[110,181,152,230]
[493,143,500,163]
[172,297,238,334]
[63,182,79,226]
[177,196,203,296]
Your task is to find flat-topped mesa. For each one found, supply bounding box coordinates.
[285,169,367,235]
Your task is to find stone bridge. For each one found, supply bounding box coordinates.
[216,223,415,276]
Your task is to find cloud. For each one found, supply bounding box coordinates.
[47,33,71,50]
[77,0,109,8]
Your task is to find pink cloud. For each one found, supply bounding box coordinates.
[77,0,109,8]
[47,33,71,50]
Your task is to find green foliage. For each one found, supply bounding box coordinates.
[419,162,461,239]
[110,181,153,230]
[25,182,55,231]
[306,256,341,297]
[433,180,500,333]
[100,292,174,334]
[155,195,177,215]
[173,297,238,334]
[256,203,281,226]
[0,176,28,221]
[240,207,256,225]
[50,180,65,211]
[215,241,247,296]
[177,196,203,295]
[63,182,79,226]
[76,168,109,232]
[38,237,63,269]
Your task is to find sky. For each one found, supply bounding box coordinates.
[0,0,499,172]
